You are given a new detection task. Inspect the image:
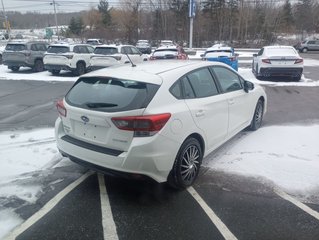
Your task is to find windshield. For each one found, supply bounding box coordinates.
[47,46,69,53]
[94,47,118,55]
[65,77,159,112]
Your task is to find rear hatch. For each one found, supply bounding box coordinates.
[91,47,121,66]
[44,46,71,64]
[3,43,28,62]
[62,76,160,152]
[151,49,178,59]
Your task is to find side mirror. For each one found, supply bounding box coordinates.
[244,80,254,93]
[200,54,205,58]
[253,53,257,57]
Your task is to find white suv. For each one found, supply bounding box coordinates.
[44,43,94,76]
[90,44,148,70]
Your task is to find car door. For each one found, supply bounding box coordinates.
[130,46,145,63]
[78,45,91,67]
[182,67,229,151]
[121,46,133,64]
[210,66,254,137]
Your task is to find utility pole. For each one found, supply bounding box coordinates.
[1,0,10,40]
[51,0,59,40]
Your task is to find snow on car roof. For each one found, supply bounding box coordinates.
[206,46,233,52]
[263,45,298,56]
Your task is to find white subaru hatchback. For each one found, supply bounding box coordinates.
[55,61,267,189]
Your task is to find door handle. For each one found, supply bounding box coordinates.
[228,99,235,105]
[195,110,205,117]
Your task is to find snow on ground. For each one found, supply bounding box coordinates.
[204,125,319,195]
[0,51,319,238]
[0,65,77,82]
[1,125,319,238]
[239,68,319,87]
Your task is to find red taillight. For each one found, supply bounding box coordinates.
[111,113,171,137]
[262,59,271,64]
[229,56,237,61]
[56,100,67,117]
[295,58,303,64]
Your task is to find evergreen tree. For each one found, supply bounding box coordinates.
[295,0,314,33]
[68,16,84,36]
[280,0,294,31]
[98,0,112,27]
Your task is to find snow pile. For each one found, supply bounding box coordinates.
[205,125,319,193]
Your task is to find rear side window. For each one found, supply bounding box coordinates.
[47,46,69,53]
[5,44,26,51]
[65,77,160,112]
[94,47,118,55]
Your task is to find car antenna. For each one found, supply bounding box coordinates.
[125,53,136,67]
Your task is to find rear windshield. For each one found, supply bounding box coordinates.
[65,77,160,112]
[155,49,177,53]
[266,48,297,56]
[94,47,118,55]
[206,50,232,54]
[47,46,69,53]
[5,44,26,51]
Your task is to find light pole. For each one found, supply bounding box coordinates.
[189,0,195,49]
[50,0,59,40]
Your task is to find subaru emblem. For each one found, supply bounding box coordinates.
[81,116,89,123]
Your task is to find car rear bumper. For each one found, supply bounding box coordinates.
[3,60,32,68]
[55,118,179,183]
[45,64,73,71]
[260,67,303,77]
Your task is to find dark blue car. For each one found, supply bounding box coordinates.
[202,45,238,71]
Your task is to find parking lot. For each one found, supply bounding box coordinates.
[1,51,319,240]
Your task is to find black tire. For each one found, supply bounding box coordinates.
[301,48,308,53]
[50,69,60,75]
[255,64,263,80]
[33,59,44,72]
[168,137,203,189]
[73,62,86,76]
[10,66,20,72]
[249,99,264,131]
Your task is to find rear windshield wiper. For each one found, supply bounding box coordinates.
[85,102,118,108]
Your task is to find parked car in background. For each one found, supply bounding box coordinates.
[252,45,303,81]
[201,45,238,71]
[55,60,266,189]
[89,44,148,70]
[296,40,319,53]
[86,39,103,45]
[2,41,48,72]
[159,40,175,47]
[150,45,187,60]
[136,40,152,54]
[44,43,94,76]
[0,45,4,64]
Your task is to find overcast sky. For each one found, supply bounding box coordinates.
[2,0,119,13]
